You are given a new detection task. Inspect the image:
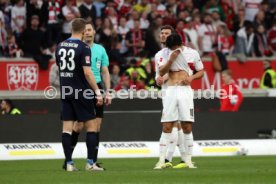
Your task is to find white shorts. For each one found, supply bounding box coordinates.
[161,86,194,123]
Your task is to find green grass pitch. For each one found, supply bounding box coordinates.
[1,156,276,184]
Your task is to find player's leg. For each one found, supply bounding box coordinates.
[172,123,187,169]
[61,99,79,171]
[92,95,104,167]
[71,121,84,155]
[72,97,99,171]
[181,122,196,168]
[84,119,102,171]
[166,122,178,163]
[178,86,196,168]
[154,86,178,169]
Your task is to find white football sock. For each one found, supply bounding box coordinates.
[183,132,194,163]
[177,129,185,162]
[159,132,170,163]
[166,127,178,162]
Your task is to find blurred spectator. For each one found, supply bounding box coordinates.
[93,0,105,18]
[145,17,162,57]
[0,18,7,56]
[217,24,234,55]
[78,0,96,24]
[175,19,191,46]
[260,60,276,89]
[215,24,233,71]
[260,0,274,29]
[129,69,145,90]
[212,11,225,28]
[140,11,149,29]
[125,19,146,56]
[110,64,120,88]
[154,0,166,15]
[19,15,44,57]
[220,70,243,112]
[126,10,140,30]
[117,16,129,55]
[133,0,151,14]
[62,0,80,40]
[46,0,63,45]
[11,0,26,38]
[198,12,221,71]
[141,61,156,90]
[254,24,270,57]
[267,20,276,55]
[243,0,262,22]
[0,0,12,28]
[184,16,199,51]
[162,9,177,27]
[232,8,246,36]
[116,0,132,17]
[253,10,265,29]
[7,34,23,57]
[106,6,118,30]
[198,13,216,54]
[114,75,130,91]
[19,15,50,69]
[202,0,225,21]
[234,21,256,57]
[221,0,235,30]
[49,63,60,87]
[1,99,22,115]
[97,17,118,54]
[26,0,47,29]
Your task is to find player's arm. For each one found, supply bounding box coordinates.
[82,46,103,105]
[182,51,205,85]
[100,47,112,105]
[159,50,180,76]
[83,67,103,105]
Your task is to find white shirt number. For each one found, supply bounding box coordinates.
[58,48,75,71]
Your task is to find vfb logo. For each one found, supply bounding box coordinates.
[7,64,38,90]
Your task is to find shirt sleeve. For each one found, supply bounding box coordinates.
[81,44,92,67]
[193,50,204,71]
[101,46,109,67]
[154,54,159,80]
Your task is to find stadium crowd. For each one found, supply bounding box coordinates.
[0,0,275,90]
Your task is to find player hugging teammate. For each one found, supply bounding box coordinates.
[154,31,204,169]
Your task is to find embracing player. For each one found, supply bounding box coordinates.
[56,18,103,171]
[158,33,204,168]
[154,25,186,169]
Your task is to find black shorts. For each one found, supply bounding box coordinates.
[61,97,96,122]
[94,82,104,118]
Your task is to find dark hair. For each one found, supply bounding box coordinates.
[222,69,232,77]
[71,18,87,33]
[160,25,175,33]
[165,33,182,49]
[1,99,13,107]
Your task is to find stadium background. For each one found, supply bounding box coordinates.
[0,0,276,183]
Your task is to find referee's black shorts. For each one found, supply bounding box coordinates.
[94,82,104,118]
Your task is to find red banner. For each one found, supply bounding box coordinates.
[192,60,276,90]
[0,60,55,91]
[0,59,275,91]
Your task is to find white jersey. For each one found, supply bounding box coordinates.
[11,5,26,33]
[158,46,204,76]
[243,0,262,21]
[154,47,170,89]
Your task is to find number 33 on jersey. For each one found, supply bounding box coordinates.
[55,38,92,92]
